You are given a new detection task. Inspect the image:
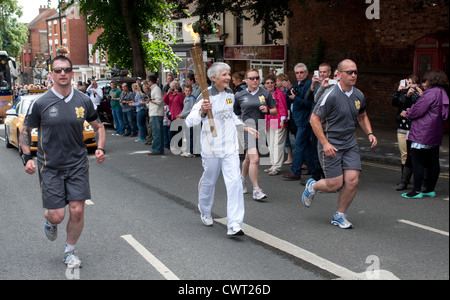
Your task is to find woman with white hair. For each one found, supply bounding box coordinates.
[186,62,258,237]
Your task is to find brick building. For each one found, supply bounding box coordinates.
[20,5,108,86]
[20,6,57,85]
[287,0,449,127]
[46,8,107,84]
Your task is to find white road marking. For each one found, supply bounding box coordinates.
[121,234,179,280]
[398,219,449,237]
[215,218,399,280]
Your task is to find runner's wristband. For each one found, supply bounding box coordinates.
[21,154,33,166]
[367,133,375,136]
[97,148,105,154]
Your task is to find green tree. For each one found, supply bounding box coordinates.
[1,0,28,59]
[65,0,180,78]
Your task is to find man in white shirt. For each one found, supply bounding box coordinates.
[86,80,103,108]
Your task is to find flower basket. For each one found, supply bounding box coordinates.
[56,46,69,56]
[192,19,218,36]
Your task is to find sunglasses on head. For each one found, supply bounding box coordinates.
[53,67,73,74]
[339,70,358,75]
[247,76,260,81]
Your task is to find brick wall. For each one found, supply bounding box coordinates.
[288,0,449,128]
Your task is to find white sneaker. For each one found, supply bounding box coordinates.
[331,212,353,229]
[242,178,247,194]
[63,250,83,268]
[198,204,213,226]
[227,224,244,237]
[302,178,316,207]
[252,188,267,201]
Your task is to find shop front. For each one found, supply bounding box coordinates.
[224,44,287,80]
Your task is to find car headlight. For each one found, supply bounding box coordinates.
[31,128,39,136]
[84,125,94,132]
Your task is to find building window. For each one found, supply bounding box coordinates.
[236,18,243,45]
[63,22,67,35]
[89,44,93,63]
[172,22,183,42]
[48,22,52,36]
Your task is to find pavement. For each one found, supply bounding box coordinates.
[355,125,449,173]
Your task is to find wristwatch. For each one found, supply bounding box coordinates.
[21,154,33,166]
[97,148,106,154]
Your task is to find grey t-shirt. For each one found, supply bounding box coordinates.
[313,84,366,148]
[234,87,277,129]
[24,88,98,169]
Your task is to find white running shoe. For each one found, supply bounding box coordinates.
[198,204,213,226]
[63,250,83,268]
[227,224,244,237]
[252,188,267,201]
[44,220,58,241]
[242,178,248,194]
[302,178,316,207]
[331,212,353,229]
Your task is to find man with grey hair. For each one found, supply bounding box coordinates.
[186,62,258,237]
[282,63,314,181]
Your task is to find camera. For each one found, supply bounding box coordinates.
[328,79,337,85]
[287,88,300,97]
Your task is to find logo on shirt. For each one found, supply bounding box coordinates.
[226,97,233,105]
[49,106,58,118]
[259,95,266,105]
[355,100,361,111]
[75,107,85,119]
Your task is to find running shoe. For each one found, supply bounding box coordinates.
[331,212,353,229]
[63,250,83,268]
[242,178,247,194]
[302,178,316,207]
[198,204,213,226]
[252,188,267,201]
[44,220,58,241]
[227,224,244,237]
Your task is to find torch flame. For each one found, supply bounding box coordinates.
[184,23,200,46]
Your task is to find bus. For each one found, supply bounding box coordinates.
[0,51,18,124]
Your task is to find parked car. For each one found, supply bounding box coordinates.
[4,90,96,155]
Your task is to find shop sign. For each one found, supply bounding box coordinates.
[224,45,286,61]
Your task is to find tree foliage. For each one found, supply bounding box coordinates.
[1,0,28,60]
[65,0,180,77]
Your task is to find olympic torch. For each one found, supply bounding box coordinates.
[189,46,217,137]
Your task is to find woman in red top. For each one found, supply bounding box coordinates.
[163,80,184,149]
[263,74,288,175]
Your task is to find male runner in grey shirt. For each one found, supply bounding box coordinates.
[302,59,377,229]
[21,55,106,268]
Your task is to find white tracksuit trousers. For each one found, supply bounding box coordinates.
[198,154,245,229]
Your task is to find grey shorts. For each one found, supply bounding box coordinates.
[38,161,91,209]
[318,144,362,178]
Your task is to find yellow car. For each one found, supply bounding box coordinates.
[4,90,96,154]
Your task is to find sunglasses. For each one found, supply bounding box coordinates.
[339,70,358,75]
[247,76,260,81]
[53,67,73,74]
